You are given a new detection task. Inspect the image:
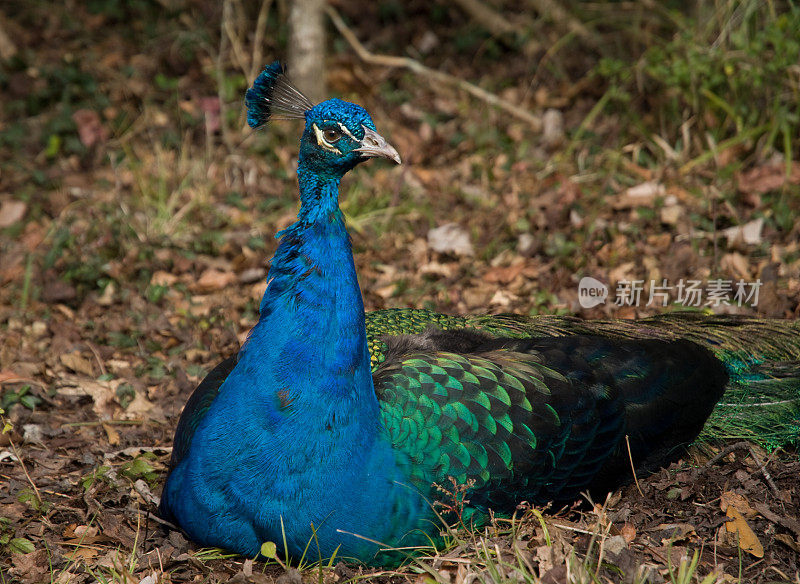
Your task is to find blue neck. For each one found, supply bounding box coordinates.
[293,163,343,226]
[244,169,377,420]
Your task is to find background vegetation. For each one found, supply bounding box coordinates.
[1,0,799,582]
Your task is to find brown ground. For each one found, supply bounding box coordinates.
[1,1,799,582]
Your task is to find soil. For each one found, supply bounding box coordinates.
[1,1,799,582]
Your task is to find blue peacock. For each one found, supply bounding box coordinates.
[159,61,800,565]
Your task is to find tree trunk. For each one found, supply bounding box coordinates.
[288,0,326,104]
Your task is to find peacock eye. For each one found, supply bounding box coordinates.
[323,128,341,143]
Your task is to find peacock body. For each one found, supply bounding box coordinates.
[159,62,800,565]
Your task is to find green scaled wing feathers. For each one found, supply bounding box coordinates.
[370,322,733,509]
[374,348,572,503]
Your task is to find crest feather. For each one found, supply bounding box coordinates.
[245,61,314,128]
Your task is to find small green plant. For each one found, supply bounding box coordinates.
[529,290,569,316]
[667,549,721,584]
[18,488,51,514]
[115,383,136,408]
[1,385,41,411]
[193,547,240,562]
[119,454,158,484]
[145,282,169,304]
[81,465,112,490]
[0,517,35,555]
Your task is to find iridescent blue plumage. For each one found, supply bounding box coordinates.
[161,64,414,562]
[160,63,800,566]
[245,61,314,127]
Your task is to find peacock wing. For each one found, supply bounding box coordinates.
[373,330,729,509]
[168,355,238,470]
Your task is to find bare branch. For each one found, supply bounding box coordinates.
[452,0,521,37]
[249,0,273,83]
[0,14,18,61]
[524,0,600,48]
[326,6,541,131]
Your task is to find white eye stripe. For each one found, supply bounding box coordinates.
[312,123,340,153]
[336,122,359,142]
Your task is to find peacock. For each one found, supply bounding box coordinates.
[159,61,800,565]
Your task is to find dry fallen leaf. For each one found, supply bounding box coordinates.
[60,351,95,377]
[723,506,764,558]
[484,262,526,284]
[73,525,99,539]
[56,377,121,417]
[720,252,751,280]
[151,270,179,287]
[68,546,99,562]
[124,390,164,421]
[97,281,116,306]
[722,218,763,246]
[613,181,665,209]
[72,108,108,148]
[490,289,518,307]
[420,261,457,278]
[374,283,398,299]
[0,369,21,383]
[102,422,120,446]
[193,268,237,292]
[427,223,474,256]
[720,490,759,519]
[660,204,682,225]
[609,261,636,284]
[620,522,637,544]
[774,533,800,553]
[0,199,26,228]
[737,160,800,195]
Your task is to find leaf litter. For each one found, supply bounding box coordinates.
[1,1,800,583]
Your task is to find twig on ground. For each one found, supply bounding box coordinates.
[625,434,644,497]
[134,478,161,507]
[690,441,752,480]
[326,5,541,131]
[747,444,781,499]
[523,0,600,48]
[86,342,108,377]
[0,376,49,389]
[146,511,177,529]
[1,413,44,505]
[62,420,145,428]
[751,502,800,538]
[451,0,523,38]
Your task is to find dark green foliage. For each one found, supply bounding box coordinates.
[1,385,41,411]
[596,1,800,162]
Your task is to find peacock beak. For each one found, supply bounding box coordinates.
[354,127,401,164]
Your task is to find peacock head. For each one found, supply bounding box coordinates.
[246,61,400,180]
